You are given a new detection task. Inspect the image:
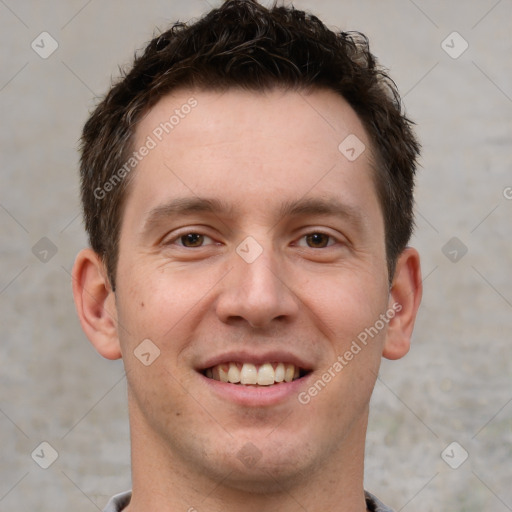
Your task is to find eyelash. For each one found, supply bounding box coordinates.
[174,232,216,248]
[294,232,337,249]
[166,230,340,249]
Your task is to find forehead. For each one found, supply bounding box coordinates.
[126,87,380,226]
[136,86,370,159]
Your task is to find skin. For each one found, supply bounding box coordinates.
[73,88,422,512]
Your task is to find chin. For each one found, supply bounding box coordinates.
[206,435,317,493]
[216,457,310,494]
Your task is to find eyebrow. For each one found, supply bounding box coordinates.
[277,197,367,228]
[141,195,366,236]
[141,197,232,234]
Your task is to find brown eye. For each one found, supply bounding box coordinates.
[180,233,205,247]
[305,233,331,248]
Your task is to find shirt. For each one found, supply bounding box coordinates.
[102,489,395,511]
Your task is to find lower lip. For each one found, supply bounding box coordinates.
[199,373,311,407]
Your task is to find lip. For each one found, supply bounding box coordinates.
[198,350,313,372]
[196,350,314,407]
[199,371,313,407]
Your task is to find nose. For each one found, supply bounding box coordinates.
[215,245,299,329]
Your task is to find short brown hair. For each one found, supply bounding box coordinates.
[80,0,420,290]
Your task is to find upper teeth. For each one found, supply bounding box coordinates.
[207,362,300,386]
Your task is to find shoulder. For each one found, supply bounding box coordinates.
[102,490,132,512]
[364,490,395,512]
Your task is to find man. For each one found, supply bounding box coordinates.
[72,1,422,511]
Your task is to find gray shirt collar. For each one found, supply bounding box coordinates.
[103,490,395,512]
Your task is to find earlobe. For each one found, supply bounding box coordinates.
[71,248,122,360]
[382,247,422,360]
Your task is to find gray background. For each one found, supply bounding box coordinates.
[1,1,511,510]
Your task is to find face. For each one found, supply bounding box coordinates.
[114,88,392,489]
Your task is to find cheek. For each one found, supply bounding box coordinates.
[115,261,219,352]
[316,270,389,398]
[297,264,389,344]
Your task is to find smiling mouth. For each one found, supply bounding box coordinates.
[202,362,310,386]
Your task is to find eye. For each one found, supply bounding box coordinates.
[175,233,214,247]
[297,232,336,248]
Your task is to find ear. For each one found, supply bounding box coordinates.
[72,248,122,360]
[383,247,422,360]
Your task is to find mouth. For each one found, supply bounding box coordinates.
[201,362,311,386]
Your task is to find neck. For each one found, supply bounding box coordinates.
[125,398,370,512]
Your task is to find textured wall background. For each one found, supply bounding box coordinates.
[1,1,511,510]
